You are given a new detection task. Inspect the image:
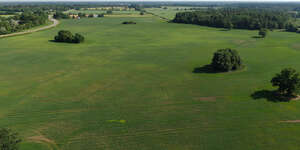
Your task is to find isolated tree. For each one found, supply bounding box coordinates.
[286,23,298,32]
[106,10,113,14]
[211,48,243,72]
[271,68,300,97]
[0,128,22,150]
[225,21,233,30]
[259,28,268,38]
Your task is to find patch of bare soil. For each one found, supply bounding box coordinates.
[194,97,217,102]
[279,120,300,123]
[291,96,300,101]
[27,131,59,150]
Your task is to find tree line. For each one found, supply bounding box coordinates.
[0,11,48,35]
[173,8,293,30]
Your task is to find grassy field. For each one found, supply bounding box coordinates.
[145,6,200,20]
[1,13,300,150]
[65,9,140,15]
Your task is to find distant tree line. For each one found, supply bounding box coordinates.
[173,8,292,30]
[0,11,48,35]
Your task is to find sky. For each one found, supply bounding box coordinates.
[1,0,300,1]
[1,0,300,2]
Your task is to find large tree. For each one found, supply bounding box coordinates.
[0,128,22,150]
[211,48,243,72]
[271,68,300,97]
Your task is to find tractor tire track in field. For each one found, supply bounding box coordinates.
[0,16,59,38]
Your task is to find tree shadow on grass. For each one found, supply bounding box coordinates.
[193,65,222,74]
[48,40,56,43]
[251,90,291,102]
[219,29,230,31]
[251,36,262,39]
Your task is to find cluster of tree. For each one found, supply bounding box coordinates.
[54,30,85,43]
[0,11,48,35]
[173,8,292,30]
[0,128,21,150]
[211,48,243,72]
[122,21,136,24]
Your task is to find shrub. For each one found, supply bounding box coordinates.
[286,23,298,32]
[122,21,136,24]
[259,28,268,38]
[54,30,84,44]
[0,128,22,150]
[271,68,300,98]
[211,48,243,72]
[73,33,85,43]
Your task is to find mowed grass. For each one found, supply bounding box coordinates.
[1,15,300,150]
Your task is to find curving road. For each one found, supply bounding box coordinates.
[0,16,59,38]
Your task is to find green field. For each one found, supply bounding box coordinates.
[65,9,139,15]
[145,6,200,20]
[1,13,300,150]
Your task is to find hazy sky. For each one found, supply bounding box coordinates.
[1,0,300,1]
[1,0,300,2]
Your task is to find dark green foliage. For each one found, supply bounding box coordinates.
[140,11,145,15]
[98,14,104,18]
[73,33,85,43]
[55,30,74,43]
[88,14,94,18]
[54,30,84,44]
[211,48,243,72]
[286,23,298,32]
[173,8,290,30]
[0,128,22,150]
[122,21,136,24]
[271,68,300,98]
[224,21,233,30]
[259,28,268,38]
[0,11,48,35]
[78,13,86,18]
[106,10,113,14]
[53,12,69,19]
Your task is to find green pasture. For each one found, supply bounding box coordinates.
[64,9,139,15]
[1,14,300,150]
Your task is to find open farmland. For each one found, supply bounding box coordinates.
[1,7,300,150]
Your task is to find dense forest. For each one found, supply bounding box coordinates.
[173,8,293,30]
[0,11,48,35]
